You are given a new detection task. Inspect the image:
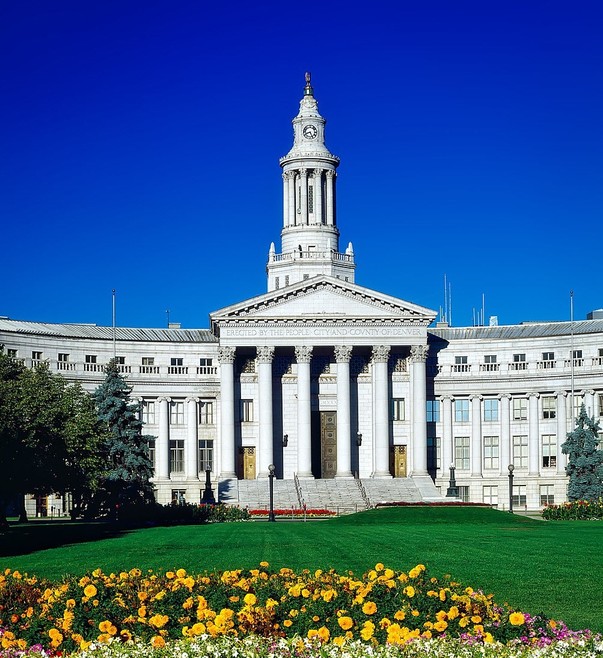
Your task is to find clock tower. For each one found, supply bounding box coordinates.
[267,73,356,291]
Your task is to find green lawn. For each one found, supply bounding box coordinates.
[1,507,601,633]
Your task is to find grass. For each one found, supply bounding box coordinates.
[1,506,602,633]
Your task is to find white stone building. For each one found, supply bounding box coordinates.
[2,75,602,514]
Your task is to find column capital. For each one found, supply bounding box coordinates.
[256,346,275,364]
[334,345,353,363]
[581,388,595,396]
[186,397,200,404]
[554,390,568,398]
[498,393,512,401]
[469,394,483,402]
[157,396,171,403]
[528,392,540,399]
[325,169,336,179]
[438,394,454,402]
[409,344,429,363]
[295,345,313,363]
[299,167,308,177]
[371,345,390,363]
[218,346,236,364]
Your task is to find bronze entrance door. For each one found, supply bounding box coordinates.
[320,411,337,479]
[391,445,407,478]
[239,447,256,480]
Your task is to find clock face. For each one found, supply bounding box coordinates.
[303,124,317,139]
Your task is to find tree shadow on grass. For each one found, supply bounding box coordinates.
[0,520,129,557]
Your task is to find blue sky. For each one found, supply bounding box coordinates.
[2,1,602,329]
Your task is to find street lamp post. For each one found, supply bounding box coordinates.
[201,468,216,505]
[268,464,276,522]
[446,463,459,498]
[508,464,515,513]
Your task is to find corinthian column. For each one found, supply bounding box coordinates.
[300,168,308,225]
[257,346,275,478]
[372,345,391,477]
[410,345,429,476]
[314,169,323,224]
[470,394,482,477]
[282,172,289,228]
[335,345,353,478]
[295,346,313,478]
[157,397,170,479]
[288,172,296,226]
[218,347,237,478]
[186,398,199,479]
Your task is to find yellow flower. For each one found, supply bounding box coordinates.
[375,562,384,571]
[176,568,187,578]
[394,610,406,621]
[284,619,293,627]
[510,612,526,626]
[260,560,269,567]
[83,584,97,597]
[362,601,377,615]
[243,592,257,606]
[338,616,354,630]
[149,613,169,628]
[434,620,448,632]
[150,635,165,648]
[317,626,330,642]
[333,636,346,647]
[361,621,375,640]
[404,585,416,598]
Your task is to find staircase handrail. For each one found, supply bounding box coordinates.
[356,478,371,509]
[293,473,306,511]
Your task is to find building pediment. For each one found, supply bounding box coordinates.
[210,277,436,347]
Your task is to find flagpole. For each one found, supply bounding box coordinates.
[570,290,574,426]
[112,289,117,360]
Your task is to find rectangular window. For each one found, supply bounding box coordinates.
[171,489,186,504]
[511,353,527,370]
[198,439,214,472]
[541,434,557,468]
[458,486,470,503]
[542,396,556,419]
[142,401,156,425]
[483,399,499,422]
[572,394,583,418]
[483,485,498,506]
[455,437,470,470]
[199,358,213,367]
[512,484,527,507]
[542,352,554,361]
[484,354,497,364]
[427,436,441,471]
[170,358,183,367]
[7,349,18,358]
[513,398,528,421]
[426,399,440,422]
[392,398,405,421]
[200,400,214,425]
[241,399,254,422]
[513,353,526,363]
[147,439,156,470]
[540,485,554,506]
[32,351,43,361]
[483,436,499,470]
[599,394,603,417]
[142,357,155,366]
[169,439,185,473]
[58,353,69,362]
[308,184,314,213]
[512,435,528,469]
[85,354,97,363]
[455,355,468,364]
[115,356,125,365]
[454,399,469,422]
[170,401,185,425]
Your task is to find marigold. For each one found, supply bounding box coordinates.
[510,611,526,626]
[338,615,354,630]
[243,592,257,606]
[150,635,165,648]
[362,601,377,615]
[83,584,97,597]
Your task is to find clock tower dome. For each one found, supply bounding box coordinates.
[267,73,356,291]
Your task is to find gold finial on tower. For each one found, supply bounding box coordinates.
[304,71,314,96]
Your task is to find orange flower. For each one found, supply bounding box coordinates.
[362,601,377,615]
[338,616,353,630]
[510,612,526,626]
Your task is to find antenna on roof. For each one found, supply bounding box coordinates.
[166,309,170,328]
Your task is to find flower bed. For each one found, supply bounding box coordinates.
[249,509,336,517]
[542,499,603,521]
[0,564,599,655]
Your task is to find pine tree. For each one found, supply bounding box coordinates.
[561,404,603,501]
[93,359,155,513]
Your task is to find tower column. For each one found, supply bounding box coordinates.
[335,345,353,478]
[314,169,323,224]
[186,398,198,479]
[282,172,289,228]
[295,346,313,478]
[470,394,482,477]
[410,345,429,475]
[372,345,391,477]
[218,347,237,478]
[300,168,308,225]
[528,393,540,475]
[257,346,275,478]
[157,397,170,480]
[326,170,335,226]
[288,172,296,226]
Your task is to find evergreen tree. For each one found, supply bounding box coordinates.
[93,359,155,513]
[561,404,603,501]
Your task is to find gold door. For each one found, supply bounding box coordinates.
[320,411,337,479]
[242,447,256,480]
[393,445,407,478]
